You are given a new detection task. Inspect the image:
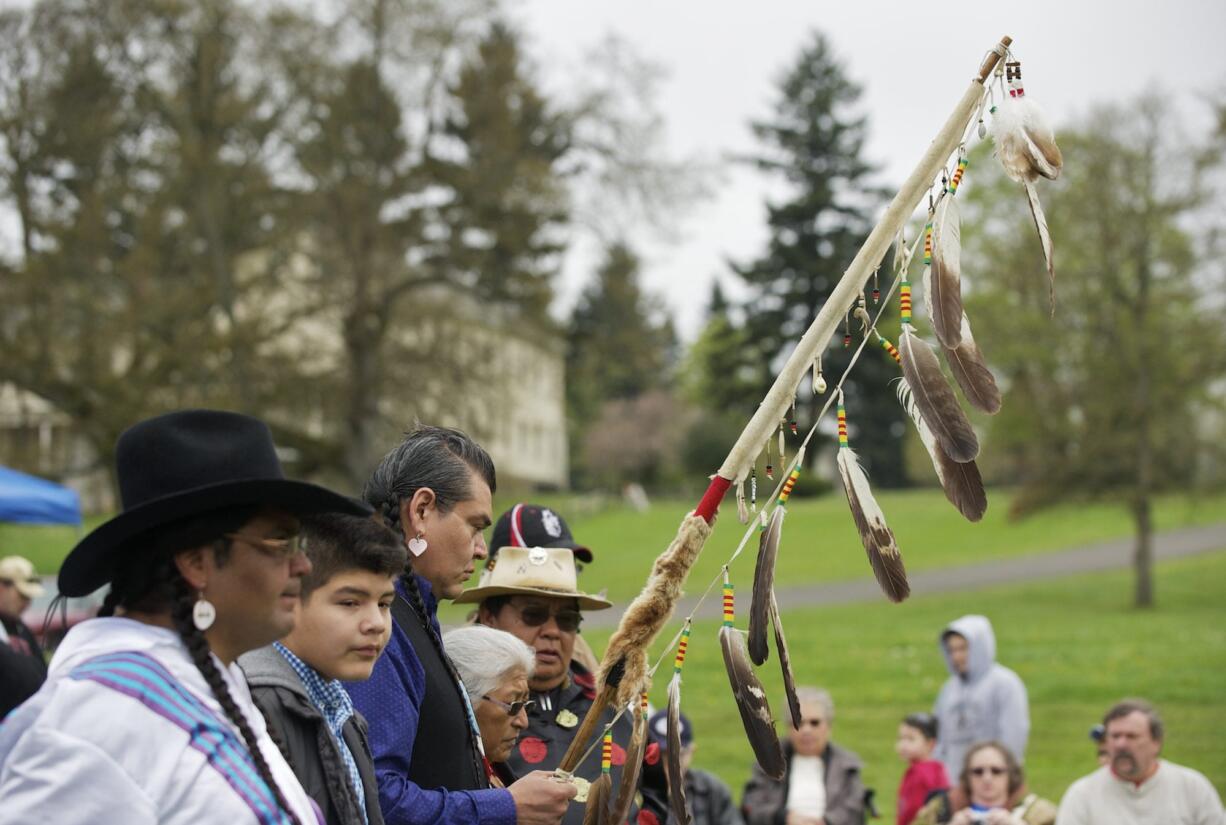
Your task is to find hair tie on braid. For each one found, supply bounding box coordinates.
[171,576,301,825]
[97,588,122,618]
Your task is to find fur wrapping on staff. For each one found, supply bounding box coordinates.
[749,506,784,666]
[599,514,711,708]
[990,95,1060,312]
[770,591,802,729]
[929,196,965,349]
[666,675,692,825]
[898,326,979,463]
[836,447,910,602]
[609,700,648,825]
[720,625,787,780]
[581,771,611,825]
[896,378,988,522]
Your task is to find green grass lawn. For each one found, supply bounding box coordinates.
[573,551,1226,821]
[6,488,1224,590]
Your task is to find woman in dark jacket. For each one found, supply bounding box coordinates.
[741,687,865,825]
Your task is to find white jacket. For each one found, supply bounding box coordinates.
[0,617,318,824]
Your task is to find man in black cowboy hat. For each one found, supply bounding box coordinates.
[0,409,367,825]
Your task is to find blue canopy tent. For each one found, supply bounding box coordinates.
[0,466,82,526]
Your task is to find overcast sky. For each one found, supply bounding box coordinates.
[511,0,1226,338]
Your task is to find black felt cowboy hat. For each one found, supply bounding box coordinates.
[58,409,370,597]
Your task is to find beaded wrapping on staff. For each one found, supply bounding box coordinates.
[949,157,969,194]
[672,621,692,675]
[776,465,801,507]
[721,568,735,627]
[600,730,613,774]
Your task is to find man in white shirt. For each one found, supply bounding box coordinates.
[1056,698,1224,825]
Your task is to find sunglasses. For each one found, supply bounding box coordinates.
[482,694,536,717]
[515,603,583,633]
[225,533,302,561]
[971,766,1007,777]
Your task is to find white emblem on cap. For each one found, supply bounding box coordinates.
[541,509,562,538]
[528,547,549,565]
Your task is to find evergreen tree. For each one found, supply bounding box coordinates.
[732,31,906,485]
[427,21,570,321]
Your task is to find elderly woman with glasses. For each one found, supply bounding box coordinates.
[912,740,1055,825]
[443,625,536,788]
[742,686,866,825]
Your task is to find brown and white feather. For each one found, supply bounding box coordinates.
[943,314,1001,415]
[929,196,965,348]
[898,327,980,463]
[667,676,692,825]
[770,591,802,729]
[836,447,910,602]
[749,506,784,666]
[720,626,786,780]
[897,378,988,522]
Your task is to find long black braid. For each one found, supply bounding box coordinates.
[103,511,302,825]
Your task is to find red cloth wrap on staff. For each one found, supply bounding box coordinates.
[694,475,733,524]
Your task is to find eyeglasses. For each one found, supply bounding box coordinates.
[482,695,536,717]
[515,603,583,633]
[225,533,301,561]
[970,766,1008,777]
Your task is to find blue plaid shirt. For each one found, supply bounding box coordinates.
[274,642,369,825]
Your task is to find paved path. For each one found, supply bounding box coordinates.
[585,523,1226,629]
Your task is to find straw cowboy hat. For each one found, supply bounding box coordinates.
[453,546,612,610]
[58,409,369,597]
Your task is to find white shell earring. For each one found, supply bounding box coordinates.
[192,591,216,631]
[407,533,428,557]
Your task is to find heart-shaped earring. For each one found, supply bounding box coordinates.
[407,534,428,557]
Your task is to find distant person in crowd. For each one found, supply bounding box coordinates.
[464,542,664,825]
[645,706,744,825]
[895,712,950,825]
[0,554,48,717]
[444,625,537,788]
[348,426,575,825]
[240,513,407,825]
[0,409,367,823]
[913,741,1054,825]
[741,686,865,825]
[482,503,599,673]
[1056,698,1225,825]
[933,615,1029,779]
[1088,725,1108,767]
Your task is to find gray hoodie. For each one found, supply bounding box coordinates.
[932,614,1030,779]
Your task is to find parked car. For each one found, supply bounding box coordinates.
[21,576,106,651]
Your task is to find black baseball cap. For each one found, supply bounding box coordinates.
[489,503,592,564]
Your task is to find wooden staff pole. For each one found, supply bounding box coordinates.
[710,36,1012,494]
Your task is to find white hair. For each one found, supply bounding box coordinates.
[794,686,835,724]
[444,624,536,706]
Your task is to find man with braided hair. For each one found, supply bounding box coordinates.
[0,409,368,824]
[347,425,576,825]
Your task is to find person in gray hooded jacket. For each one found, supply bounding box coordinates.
[932,615,1030,781]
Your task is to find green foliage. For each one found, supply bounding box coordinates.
[964,96,1226,511]
[731,31,905,485]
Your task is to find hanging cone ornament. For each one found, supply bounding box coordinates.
[666,625,693,825]
[609,693,649,825]
[718,572,786,779]
[835,393,910,602]
[582,731,613,825]
[989,60,1061,312]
